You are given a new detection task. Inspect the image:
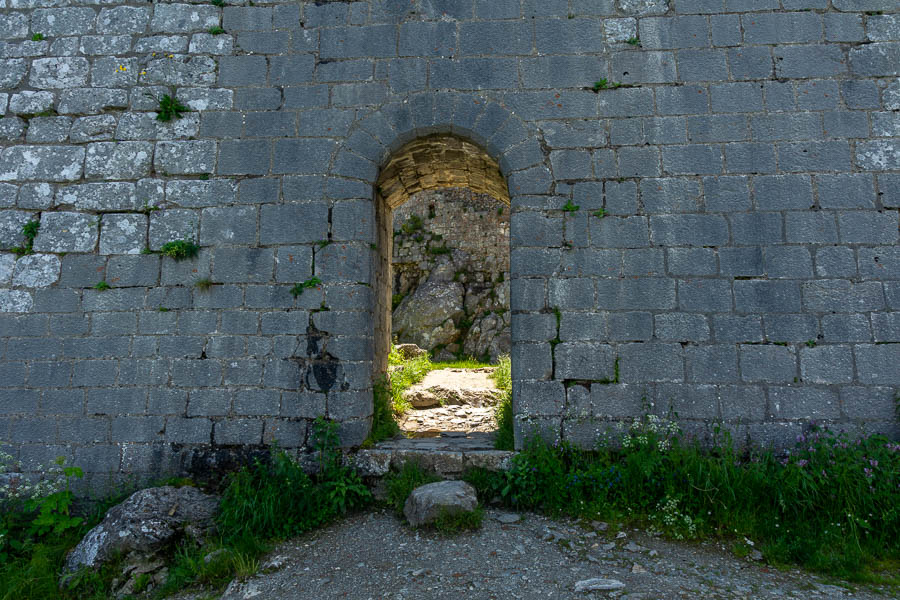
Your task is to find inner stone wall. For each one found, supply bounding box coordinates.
[0,0,898,491]
[391,188,510,362]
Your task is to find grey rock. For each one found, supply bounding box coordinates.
[393,280,465,351]
[403,480,478,527]
[0,289,32,313]
[64,486,218,573]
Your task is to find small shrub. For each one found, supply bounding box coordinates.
[156,93,189,122]
[92,281,111,291]
[384,461,440,515]
[160,239,200,261]
[400,214,423,235]
[31,33,44,41]
[290,276,322,298]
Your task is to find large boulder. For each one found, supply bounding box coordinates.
[402,368,503,408]
[64,485,218,573]
[392,280,464,351]
[403,480,478,527]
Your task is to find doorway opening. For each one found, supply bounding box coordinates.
[373,135,511,441]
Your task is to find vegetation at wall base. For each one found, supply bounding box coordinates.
[491,355,514,451]
[462,418,900,583]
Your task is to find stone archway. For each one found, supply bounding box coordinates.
[373,133,511,376]
[324,93,553,447]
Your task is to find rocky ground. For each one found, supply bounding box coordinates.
[193,508,892,600]
[398,368,501,435]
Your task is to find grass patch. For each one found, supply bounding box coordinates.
[364,376,400,446]
[208,26,225,35]
[432,506,483,534]
[491,355,513,451]
[384,461,440,515]
[159,239,200,261]
[31,33,44,41]
[465,419,900,582]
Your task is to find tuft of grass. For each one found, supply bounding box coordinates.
[562,200,580,212]
[433,506,484,534]
[625,36,641,46]
[31,33,44,41]
[386,350,432,414]
[92,281,111,291]
[160,239,200,261]
[11,220,39,257]
[156,93,189,122]
[365,376,400,446]
[194,278,214,291]
[208,26,225,35]
[290,276,322,298]
[594,78,616,91]
[384,461,441,515]
[593,208,607,219]
[491,355,514,451]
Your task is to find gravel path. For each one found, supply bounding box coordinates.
[201,509,892,600]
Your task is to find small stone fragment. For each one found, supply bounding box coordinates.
[574,578,626,592]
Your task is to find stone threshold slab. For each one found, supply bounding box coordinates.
[352,432,514,478]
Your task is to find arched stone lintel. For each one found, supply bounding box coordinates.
[325,92,553,201]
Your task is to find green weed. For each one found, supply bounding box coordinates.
[208,26,225,35]
[400,214,423,235]
[290,276,322,298]
[11,220,39,257]
[160,239,200,261]
[31,33,44,41]
[492,355,514,451]
[593,78,621,91]
[156,93,189,122]
[593,208,607,219]
[194,278,214,291]
[562,200,580,212]
[92,281,111,291]
[626,36,641,46]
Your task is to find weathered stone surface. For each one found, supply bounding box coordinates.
[403,480,478,527]
[64,486,218,572]
[100,213,147,254]
[11,254,60,287]
[0,289,32,312]
[403,368,502,409]
[57,182,140,211]
[32,212,97,252]
[84,142,153,180]
[393,280,465,350]
[0,146,84,182]
[0,209,32,249]
[29,58,90,88]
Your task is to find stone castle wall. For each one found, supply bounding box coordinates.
[391,188,510,362]
[0,0,897,490]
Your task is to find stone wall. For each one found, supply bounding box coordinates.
[0,0,898,490]
[391,187,510,361]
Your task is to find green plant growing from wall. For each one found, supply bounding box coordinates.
[626,36,641,46]
[290,276,322,298]
[156,93,189,122]
[194,278,214,291]
[208,26,225,35]
[31,33,44,41]
[593,78,621,91]
[160,239,200,261]
[563,200,580,212]
[11,220,39,257]
[92,281,111,291]
[593,208,607,219]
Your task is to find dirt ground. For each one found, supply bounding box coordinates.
[187,509,894,600]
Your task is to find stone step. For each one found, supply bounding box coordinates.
[353,433,514,478]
